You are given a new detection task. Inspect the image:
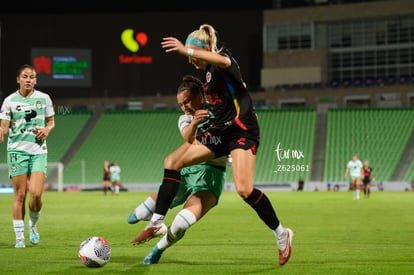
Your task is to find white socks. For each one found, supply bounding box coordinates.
[14,211,41,243]
[354,189,360,199]
[150,213,165,226]
[274,224,285,239]
[157,209,196,250]
[135,196,156,221]
[13,220,25,241]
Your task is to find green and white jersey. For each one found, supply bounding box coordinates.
[347,159,363,178]
[109,165,121,182]
[0,90,55,155]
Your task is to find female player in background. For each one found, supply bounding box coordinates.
[362,160,374,198]
[0,64,55,248]
[102,160,111,195]
[344,154,363,200]
[109,161,122,195]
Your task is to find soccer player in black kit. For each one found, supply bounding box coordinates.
[362,160,374,198]
[131,24,293,266]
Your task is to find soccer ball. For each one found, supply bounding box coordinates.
[78,236,111,267]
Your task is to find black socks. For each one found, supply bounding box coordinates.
[155,169,181,216]
[244,188,279,230]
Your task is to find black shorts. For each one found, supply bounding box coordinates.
[363,178,371,185]
[197,124,260,158]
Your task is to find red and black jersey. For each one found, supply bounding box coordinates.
[103,167,111,181]
[362,166,373,183]
[363,166,373,178]
[203,48,259,132]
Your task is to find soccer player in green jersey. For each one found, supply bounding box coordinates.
[129,75,227,264]
[0,64,55,248]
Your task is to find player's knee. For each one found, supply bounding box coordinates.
[164,155,180,170]
[236,186,253,199]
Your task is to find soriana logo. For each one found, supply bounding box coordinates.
[119,28,152,64]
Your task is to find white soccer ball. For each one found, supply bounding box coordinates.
[78,236,111,267]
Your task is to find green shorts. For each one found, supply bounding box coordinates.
[169,163,226,209]
[7,152,47,177]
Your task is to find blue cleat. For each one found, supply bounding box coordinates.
[127,212,140,224]
[143,246,164,265]
[29,224,40,245]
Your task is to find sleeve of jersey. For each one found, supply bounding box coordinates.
[45,95,55,117]
[178,114,193,133]
[0,98,11,120]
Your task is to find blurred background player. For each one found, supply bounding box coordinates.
[344,154,363,200]
[102,160,111,195]
[362,160,374,198]
[129,75,227,264]
[109,161,121,195]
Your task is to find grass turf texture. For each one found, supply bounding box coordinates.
[0,191,413,274]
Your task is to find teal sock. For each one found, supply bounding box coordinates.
[29,210,40,226]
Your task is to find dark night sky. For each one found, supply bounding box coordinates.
[1,1,377,14]
[2,0,274,13]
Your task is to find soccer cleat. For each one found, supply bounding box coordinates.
[131,223,168,245]
[278,228,293,266]
[29,224,40,245]
[15,240,26,248]
[143,246,164,264]
[127,212,140,224]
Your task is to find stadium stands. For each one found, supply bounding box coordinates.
[403,159,414,183]
[254,109,316,184]
[57,108,414,187]
[62,110,183,184]
[3,108,413,188]
[47,111,93,163]
[323,108,414,183]
[0,111,92,186]
[62,109,318,185]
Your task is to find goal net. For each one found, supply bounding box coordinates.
[0,162,64,192]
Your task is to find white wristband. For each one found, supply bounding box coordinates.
[186,48,194,57]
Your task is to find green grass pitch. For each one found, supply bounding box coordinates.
[0,191,413,274]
